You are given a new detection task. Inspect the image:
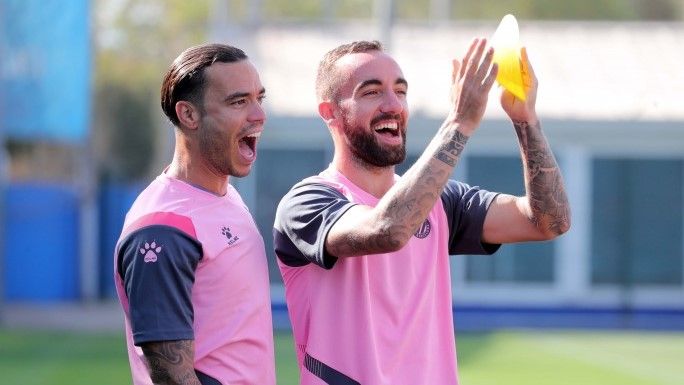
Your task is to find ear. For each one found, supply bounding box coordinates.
[175,100,201,130]
[318,100,338,127]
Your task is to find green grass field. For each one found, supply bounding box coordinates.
[1,329,682,385]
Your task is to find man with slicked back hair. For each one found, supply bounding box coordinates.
[115,43,275,385]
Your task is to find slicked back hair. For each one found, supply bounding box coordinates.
[160,43,248,127]
[315,40,384,102]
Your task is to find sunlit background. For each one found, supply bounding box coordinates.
[1,1,684,384]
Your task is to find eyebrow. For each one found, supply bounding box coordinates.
[225,87,266,102]
[354,78,408,94]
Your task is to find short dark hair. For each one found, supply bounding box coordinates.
[160,43,248,126]
[315,40,384,102]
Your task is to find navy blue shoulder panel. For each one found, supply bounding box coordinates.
[440,179,501,255]
[117,225,203,345]
[273,182,356,269]
[195,370,222,385]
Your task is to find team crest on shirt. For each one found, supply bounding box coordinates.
[221,226,240,245]
[414,219,431,239]
[140,241,162,263]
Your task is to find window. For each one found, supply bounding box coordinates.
[255,148,327,283]
[463,155,555,283]
[395,153,418,175]
[592,158,683,286]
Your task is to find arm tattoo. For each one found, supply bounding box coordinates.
[435,130,469,166]
[363,134,467,251]
[141,340,201,385]
[378,166,450,251]
[328,129,469,256]
[514,120,570,235]
[328,165,451,256]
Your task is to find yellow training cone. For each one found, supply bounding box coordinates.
[491,14,527,101]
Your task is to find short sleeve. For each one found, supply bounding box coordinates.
[440,179,501,255]
[273,182,356,269]
[116,225,203,345]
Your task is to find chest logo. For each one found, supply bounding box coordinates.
[414,219,431,239]
[221,226,240,245]
[140,241,162,263]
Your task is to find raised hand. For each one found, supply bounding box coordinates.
[490,46,570,241]
[448,38,498,135]
[501,47,538,123]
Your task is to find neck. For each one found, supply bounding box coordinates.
[332,154,395,198]
[167,143,228,196]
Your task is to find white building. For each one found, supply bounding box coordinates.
[224,20,684,329]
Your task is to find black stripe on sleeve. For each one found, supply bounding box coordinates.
[304,352,360,385]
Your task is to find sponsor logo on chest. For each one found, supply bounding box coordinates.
[221,226,240,245]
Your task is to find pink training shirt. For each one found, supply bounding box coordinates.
[274,165,499,385]
[115,172,275,385]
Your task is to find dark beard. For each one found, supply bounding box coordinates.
[343,115,406,168]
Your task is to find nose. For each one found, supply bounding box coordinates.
[380,90,404,115]
[248,100,266,123]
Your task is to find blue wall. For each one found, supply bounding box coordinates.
[3,183,80,301]
[98,182,144,298]
[2,182,142,302]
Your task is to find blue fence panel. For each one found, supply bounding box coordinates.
[3,183,79,301]
[98,182,144,298]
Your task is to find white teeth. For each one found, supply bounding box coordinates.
[373,121,398,131]
[245,132,262,139]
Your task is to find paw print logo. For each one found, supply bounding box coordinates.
[221,226,232,239]
[140,241,162,263]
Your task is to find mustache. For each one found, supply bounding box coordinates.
[370,113,403,127]
[239,122,262,135]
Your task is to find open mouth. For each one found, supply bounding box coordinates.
[373,121,400,137]
[238,131,261,161]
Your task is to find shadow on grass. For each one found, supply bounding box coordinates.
[454,331,498,366]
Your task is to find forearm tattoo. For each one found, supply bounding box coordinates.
[435,130,469,166]
[514,120,570,235]
[142,340,201,385]
[328,130,470,256]
[329,165,450,256]
[384,167,450,248]
[364,132,466,251]
[334,221,403,255]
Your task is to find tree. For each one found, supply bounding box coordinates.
[93,0,210,181]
